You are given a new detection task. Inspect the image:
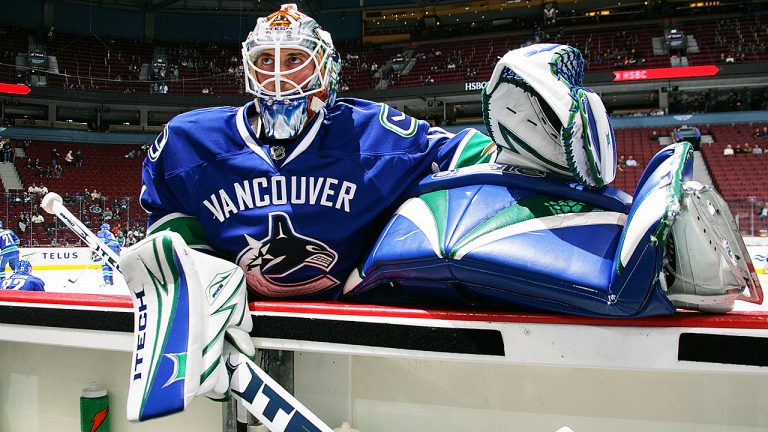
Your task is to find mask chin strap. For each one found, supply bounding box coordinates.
[257,97,309,140]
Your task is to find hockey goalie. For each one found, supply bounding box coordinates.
[118,3,761,424]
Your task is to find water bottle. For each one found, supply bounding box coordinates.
[80,382,110,432]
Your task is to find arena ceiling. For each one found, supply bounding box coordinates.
[56,0,628,16]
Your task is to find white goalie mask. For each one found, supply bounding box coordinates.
[242,3,341,140]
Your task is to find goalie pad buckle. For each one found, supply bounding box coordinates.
[663,182,763,313]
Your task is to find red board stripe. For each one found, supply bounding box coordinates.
[2,291,766,330]
[0,290,132,309]
[249,301,768,330]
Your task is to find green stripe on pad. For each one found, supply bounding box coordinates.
[420,190,449,257]
[449,194,600,258]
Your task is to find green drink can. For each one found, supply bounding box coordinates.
[80,383,110,432]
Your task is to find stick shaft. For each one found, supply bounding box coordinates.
[45,197,120,271]
[68,263,89,283]
[228,351,334,432]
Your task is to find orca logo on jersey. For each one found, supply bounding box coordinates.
[236,212,339,297]
[148,125,169,161]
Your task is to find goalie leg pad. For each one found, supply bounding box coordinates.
[663,182,763,313]
[122,231,254,421]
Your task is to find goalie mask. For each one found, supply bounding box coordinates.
[242,3,341,140]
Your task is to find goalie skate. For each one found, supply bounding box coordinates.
[663,182,763,313]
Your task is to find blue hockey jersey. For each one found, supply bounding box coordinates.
[1,273,45,291]
[0,229,19,254]
[97,229,115,242]
[141,98,495,300]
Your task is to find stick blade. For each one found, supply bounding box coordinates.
[41,192,63,214]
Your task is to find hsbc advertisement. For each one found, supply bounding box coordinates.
[612,65,720,82]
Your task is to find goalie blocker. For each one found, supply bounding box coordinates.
[122,232,334,431]
[121,231,254,420]
[482,43,616,188]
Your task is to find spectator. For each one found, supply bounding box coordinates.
[74,150,84,167]
[425,75,435,85]
[125,231,137,247]
[625,155,639,167]
[116,231,126,247]
[64,150,74,165]
[91,189,102,200]
[31,212,44,225]
[617,155,626,171]
[760,203,768,218]
[17,212,29,234]
[27,183,40,195]
[1,140,12,163]
[753,145,763,155]
[50,148,59,167]
[743,142,752,153]
[723,144,734,156]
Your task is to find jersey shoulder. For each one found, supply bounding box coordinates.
[330,98,432,154]
[146,105,243,172]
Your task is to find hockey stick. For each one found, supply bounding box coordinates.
[40,193,333,432]
[68,262,90,284]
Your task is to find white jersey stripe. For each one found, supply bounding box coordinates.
[237,103,274,169]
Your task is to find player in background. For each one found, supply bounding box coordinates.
[100,237,121,287]
[1,260,45,291]
[0,220,21,283]
[96,223,114,242]
[136,3,496,301]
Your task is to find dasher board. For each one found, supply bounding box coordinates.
[1,290,767,375]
